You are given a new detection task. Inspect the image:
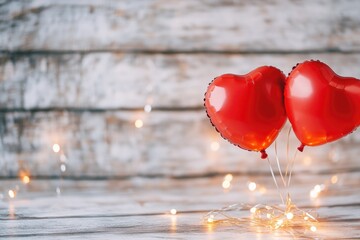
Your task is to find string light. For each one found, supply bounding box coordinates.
[144,104,152,113]
[222,181,231,189]
[60,164,66,172]
[224,174,233,182]
[8,190,15,198]
[310,189,319,199]
[52,144,60,153]
[331,175,338,184]
[286,212,294,220]
[204,196,318,234]
[22,175,30,184]
[207,215,214,223]
[250,207,257,214]
[170,209,177,215]
[210,141,220,151]
[135,119,143,128]
[310,184,325,199]
[222,174,233,189]
[248,182,257,191]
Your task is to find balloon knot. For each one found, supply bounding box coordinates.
[297,144,305,152]
[260,150,268,159]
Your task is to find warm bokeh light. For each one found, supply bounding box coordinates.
[210,141,220,151]
[135,119,143,128]
[310,225,317,232]
[310,189,319,199]
[22,175,30,184]
[8,190,15,198]
[60,164,66,172]
[170,209,177,215]
[144,104,152,113]
[248,182,257,191]
[286,212,294,220]
[331,175,338,184]
[250,207,257,214]
[52,144,60,153]
[310,184,325,199]
[222,180,231,189]
[224,173,233,182]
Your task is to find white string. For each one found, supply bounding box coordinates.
[267,157,285,205]
[285,126,292,179]
[274,140,286,187]
[287,150,298,187]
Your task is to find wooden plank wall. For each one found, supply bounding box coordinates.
[1,0,360,177]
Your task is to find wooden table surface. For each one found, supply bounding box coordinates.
[1,170,360,239]
[1,1,360,239]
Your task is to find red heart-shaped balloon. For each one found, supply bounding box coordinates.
[204,66,287,158]
[285,60,360,149]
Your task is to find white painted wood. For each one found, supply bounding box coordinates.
[1,111,359,177]
[0,173,359,239]
[1,53,360,109]
[1,0,360,51]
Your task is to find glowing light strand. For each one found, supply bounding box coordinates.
[204,127,319,236]
[203,195,318,235]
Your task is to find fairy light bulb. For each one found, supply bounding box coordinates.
[275,219,284,228]
[60,164,66,172]
[310,189,319,199]
[310,226,317,232]
[22,175,30,184]
[248,182,257,191]
[250,207,257,214]
[52,144,60,153]
[286,212,294,220]
[224,174,233,182]
[144,104,152,113]
[8,190,15,198]
[331,175,338,184]
[314,185,322,192]
[170,209,177,215]
[222,180,231,189]
[207,215,214,223]
[135,119,143,128]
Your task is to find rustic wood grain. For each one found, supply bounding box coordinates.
[1,0,360,52]
[1,110,359,177]
[1,53,360,109]
[0,173,359,239]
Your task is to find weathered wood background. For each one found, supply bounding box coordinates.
[1,0,360,178]
[1,0,360,239]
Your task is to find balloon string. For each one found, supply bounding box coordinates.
[287,150,298,187]
[274,140,286,187]
[267,157,285,205]
[285,126,292,179]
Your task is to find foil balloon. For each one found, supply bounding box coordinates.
[204,66,287,159]
[285,60,360,151]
